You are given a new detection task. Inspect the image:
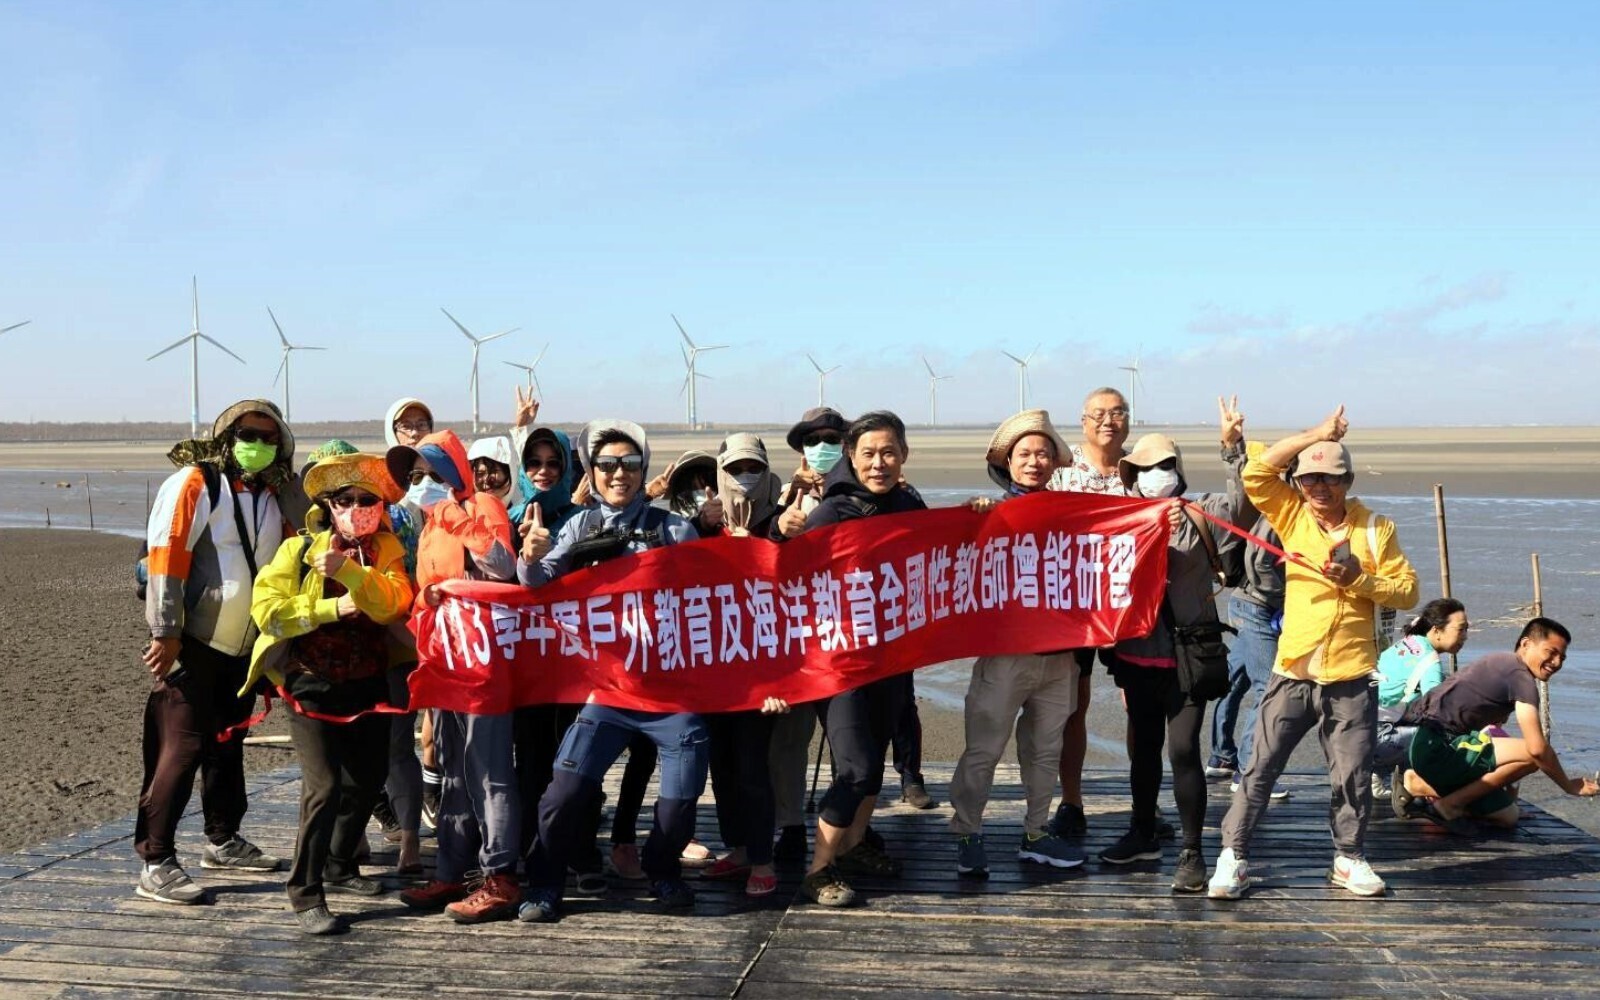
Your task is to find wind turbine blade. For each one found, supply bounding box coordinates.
[294,345,328,352]
[806,354,823,374]
[502,361,530,373]
[922,355,936,378]
[2,320,32,335]
[681,344,692,368]
[440,307,477,343]
[1025,344,1039,365]
[146,334,194,361]
[191,276,200,331]
[824,366,840,376]
[198,333,247,364]
[1001,350,1024,365]
[531,343,548,367]
[700,343,727,353]
[267,306,289,347]
[272,355,287,387]
[672,314,696,350]
[480,327,518,344]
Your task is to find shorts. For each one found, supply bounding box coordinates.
[1409,724,1515,817]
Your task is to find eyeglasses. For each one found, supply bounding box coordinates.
[234,428,281,445]
[393,419,432,434]
[803,432,842,447]
[592,455,645,475]
[407,470,445,486]
[1083,408,1129,424]
[1297,473,1345,486]
[473,464,509,481]
[327,493,382,509]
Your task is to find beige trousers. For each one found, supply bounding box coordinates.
[949,653,1081,837]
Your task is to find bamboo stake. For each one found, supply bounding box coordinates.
[84,475,94,530]
[45,507,51,527]
[1531,552,1543,618]
[1433,484,1452,598]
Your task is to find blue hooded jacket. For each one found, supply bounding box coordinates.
[511,425,584,534]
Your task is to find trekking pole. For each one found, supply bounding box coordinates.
[806,730,829,815]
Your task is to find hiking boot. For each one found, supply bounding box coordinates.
[371,792,403,843]
[1329,855,1386,897]
[772,825,808,864]
[517,889,560,923]
[1018,831,1085,869]
[900,781,937,809]
[1171,848,1207,893]
[325,875,386,897]
[652,879,696,910]
[801,866,858,908]
[1098,829,1161,865]
[201,836,284,872]
[1048,801,1087,839]
[835,840,901,878]
[135,858,206,905]
[1207,847,1250,899]
[399,878,470,910]
[446,872,521,924]
[609,843,646,881]
[955,835,989,878]
[293,904,343,936]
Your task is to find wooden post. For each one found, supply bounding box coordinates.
[84,475,94,530]
[45,507,51,527]
[1432,484,1451,598]
[1531,553,1543,619]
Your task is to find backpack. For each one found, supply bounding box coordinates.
[565,505,672,570]
[135,465,223,601]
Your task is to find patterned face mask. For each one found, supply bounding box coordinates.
[332,503,384,539]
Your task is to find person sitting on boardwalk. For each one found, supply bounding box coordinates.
[1394,618,1598,829]
[1209,405,1418,900]
[947,410,1085,879]
[515,419,704,923]
[1371,598,1469,798]
[247,447,414,935]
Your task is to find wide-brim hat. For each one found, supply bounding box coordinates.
[1294,441,1352,477]
[212,398,295,463]
[1118,432,1183,490]
[666,450,717,493]
[718,432,770,469]
[304,452,403,504]
[785,407,848,453]
[985,409,1068,488]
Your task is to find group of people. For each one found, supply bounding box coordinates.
[134,386,1597,936]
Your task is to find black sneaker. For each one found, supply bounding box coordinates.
[652,879,696,910]
[773,825,808,864]
[1098,829,1162,865]
[1049,802,1088,839]
[293,904,344,936]
[325,875,386,897]
[371,792,402,841]
[1170,848,1207,892]
[421,784,441,833]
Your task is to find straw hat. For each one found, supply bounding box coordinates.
[1117,433,1184,490]
[304,452,403,503]
[985,410,1068,488]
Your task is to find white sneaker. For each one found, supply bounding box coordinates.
[1329,855,1386,897]
[1207,847,1250,899]
[1229,773,1289,800]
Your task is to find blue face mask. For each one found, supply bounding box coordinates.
[406,477,453,511]
[803,441,843,474]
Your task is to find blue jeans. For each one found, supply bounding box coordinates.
[1208,596,1280,773]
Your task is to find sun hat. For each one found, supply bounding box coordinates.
[1118,433,1184,490]
[303,452,403,503]
[718,433,770,469]
[1294,441,1352,477]
[985,410,1068,488]
[785,407,848,453]
[211,398,295,463]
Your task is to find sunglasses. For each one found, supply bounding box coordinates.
[803,432,842,447]
[234,428,280,445]
[327,493,382,509]
[473,464,510,481]
[592,455,645,475]
[1297,473,1345,487]
[407,470,446,486]
[525,458,564,472]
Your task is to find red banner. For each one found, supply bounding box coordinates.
[410,491,1171,715]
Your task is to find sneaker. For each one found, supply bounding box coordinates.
[1328,855,1386,897]
[955,835,989,878]
[1048,801,1088,839]
[446,872,521,923]
[293,904,343,936]
[572,870,608,897]
[801,866,858,907]
[135,857,207,905]
[609,843,646,881]
[325,875,386,897]
[1018,831,1085,869]
[652,879,696,910]
[1204,763,1235,781]
[400,878,470,910]
[835,840,902,878]
[1155,813,1176,841]
[1171,848,1207,893]
[900,781,937,809]
[517,889,560,923]
[861,825,887,853]
[1229,773,1290,800]
[772,825,808,864]
[201,836,284,872]
[1098,829,1162,865]
[421,783,441,833]
[371,793,403,843]
[1207,847,1250,899]
[1370,771,1391,802]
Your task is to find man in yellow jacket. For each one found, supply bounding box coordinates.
[1209,405,1417,900]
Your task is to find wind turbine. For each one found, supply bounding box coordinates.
[1001,345,1038,413]
[441,307,517,433]
[673,315,726,429]
[502,343,550,395]
[807,354,840,408]
[267,307,325,423]
[922,355,953,427]
[1,320,29,336]
[147,278,246,438]
[1118,347,1144,423]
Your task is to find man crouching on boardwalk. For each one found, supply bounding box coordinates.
[1209,405,1418,900]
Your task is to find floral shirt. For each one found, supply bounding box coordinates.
[1047,444,1130,496]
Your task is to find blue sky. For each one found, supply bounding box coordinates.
[2,1,1597,428]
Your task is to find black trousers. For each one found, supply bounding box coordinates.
[817,674,910,828]
[890,679,926,786]
[134,638,253,863]
[1117,663,1207,851]
[706,710,777,865]
[285,710,389,910]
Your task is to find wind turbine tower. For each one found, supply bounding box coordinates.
[503,343,550,395]
[807,354,840,408]
[441,307,517,433]
[1119,349,1144,423]
[1001,346,1038,413]
[147,278,246,437]
[673,315,726,429]
[922,355,953,427]
[267,307,325,423]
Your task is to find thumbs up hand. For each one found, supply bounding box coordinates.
[520,504,552,562]
[790,456,823,496]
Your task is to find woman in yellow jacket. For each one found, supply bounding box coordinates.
[248,448,414,936]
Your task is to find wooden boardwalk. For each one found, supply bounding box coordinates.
[1,764,1598,998]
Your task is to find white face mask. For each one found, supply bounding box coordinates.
[1136,467,1181,498]
[406,477,453,511]
[731,471,765,495]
